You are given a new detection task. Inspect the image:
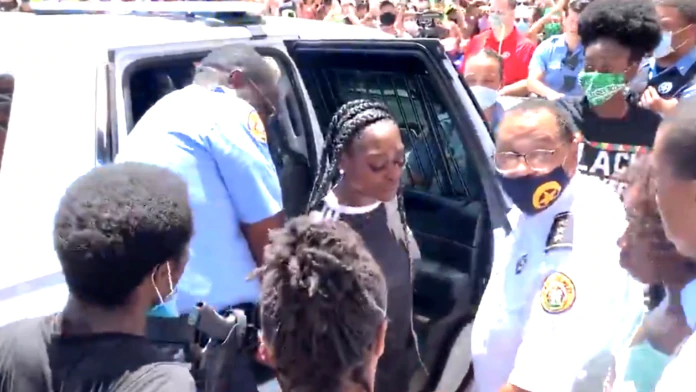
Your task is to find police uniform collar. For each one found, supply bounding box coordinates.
[680,278,696,329]
[649,48,696,76]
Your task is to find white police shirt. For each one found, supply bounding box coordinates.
[471,173,645,392]
[652,279,696,392]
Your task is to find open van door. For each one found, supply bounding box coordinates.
[284,39,510,391]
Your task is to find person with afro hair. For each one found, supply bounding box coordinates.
[556,0,663,194]
[0,163,196,391]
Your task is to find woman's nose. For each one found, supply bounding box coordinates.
[617,231,628,249]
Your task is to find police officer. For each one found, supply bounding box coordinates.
[636,0,696,115]
[470,99,645,392]
[117,44,284,391]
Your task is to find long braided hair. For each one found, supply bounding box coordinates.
[251,216,388,392]
[305,99,412,256]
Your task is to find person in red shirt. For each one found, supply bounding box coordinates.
[463,0,537,96]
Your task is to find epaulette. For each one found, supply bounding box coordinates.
[545,212,573,253]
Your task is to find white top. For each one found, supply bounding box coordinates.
[471,173,644,392]
[653,279,696,391]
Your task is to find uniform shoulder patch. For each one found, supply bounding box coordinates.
[545,212,573,253]
[247,110,267,144]
[540,272,576,314]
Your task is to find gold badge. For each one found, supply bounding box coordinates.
[247,111,267,144]
[532,181,561,209]
[540,272,575,314]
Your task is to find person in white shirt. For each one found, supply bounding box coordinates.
[650,97,696,391]
[470,98,645,392]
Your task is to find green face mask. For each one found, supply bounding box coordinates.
[578,71,626,106]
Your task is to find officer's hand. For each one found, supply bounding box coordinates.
[640,86,679,115]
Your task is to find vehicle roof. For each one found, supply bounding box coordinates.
[0,13,394,52]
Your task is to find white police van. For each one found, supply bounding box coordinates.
[0,3,510,390]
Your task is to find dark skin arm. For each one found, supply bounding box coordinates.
[241,211,285,268]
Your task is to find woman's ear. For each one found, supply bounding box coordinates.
[256,334,276,368]
[373,320,388,359]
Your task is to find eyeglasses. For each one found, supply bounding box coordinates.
[494,148,563,173]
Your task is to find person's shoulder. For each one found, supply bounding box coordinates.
[115,362,195,392]
[628,103,662,125]
[0,315,54,343]
[556,95,586,120]
[573,174,625,230]
[0,316,55,381]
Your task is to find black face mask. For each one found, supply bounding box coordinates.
[380,12,397,26]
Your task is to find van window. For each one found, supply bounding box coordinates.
[302,67,482,200]
[0,74,13,171]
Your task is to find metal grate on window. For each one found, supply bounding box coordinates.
[303,67,470,198]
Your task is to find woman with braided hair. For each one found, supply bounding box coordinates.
[305,99,419,392]
[253,216,389,392]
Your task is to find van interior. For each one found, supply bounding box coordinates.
[123,47,493,391]
[0,74,13,172]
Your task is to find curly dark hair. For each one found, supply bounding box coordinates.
[578,0,662,62]
[253,215,388,392]
[54,162,194,307]
[618,155,696,308]
[306,99,411,255]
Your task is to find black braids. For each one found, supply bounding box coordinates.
[254,216,388,392]
[307,100,395,212]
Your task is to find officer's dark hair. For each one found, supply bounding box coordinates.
[54,162,193,307]
[566,0,590,14]
[253,215,388,392]
[196,44,276,86]
[578,0,662,62]
[357,1,369,11]
[655,0,696,25]
[306,99,411,255]
[504,98,579,141]
[468,49,504,80]
[656,97,696,180]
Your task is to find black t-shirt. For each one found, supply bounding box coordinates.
[0,315,195,392]
[557,96,660,190]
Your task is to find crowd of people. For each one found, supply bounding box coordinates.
[2,0,696,391]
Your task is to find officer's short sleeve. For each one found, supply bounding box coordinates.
[529,39,551,72]
[207,108,282,224]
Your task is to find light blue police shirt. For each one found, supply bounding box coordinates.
[648,47,696,99]
[529,34,584,97]
[116,84,282,315]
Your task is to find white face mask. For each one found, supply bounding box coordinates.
[470,85,498,110]
[653,26,691,59]
[654,31,676,59]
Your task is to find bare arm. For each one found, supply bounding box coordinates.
[241,212,285,267]
[499,79,529,97]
